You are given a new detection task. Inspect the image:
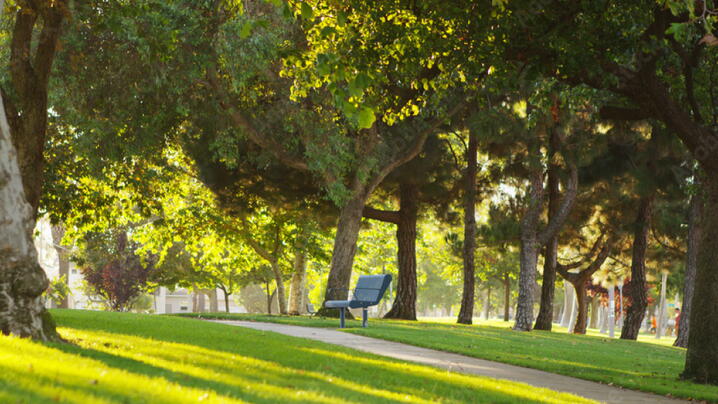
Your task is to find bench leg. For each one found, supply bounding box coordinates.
[339,307,345,328]
[362,308,368,328]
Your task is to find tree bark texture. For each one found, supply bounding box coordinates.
[288,248,307,315]
[534,129,561,331]
[621,196,654,340]
[675,190,702,348]
[458,130,478,325]
[384,182,419,320]
[5,1,67,216]
[270,261,287,314]
[683,176,718,383]
[319,193,368,316]
[50,224,70,309]
[572,282,590,334]
[514,150,577,331]
[0,63,56,341]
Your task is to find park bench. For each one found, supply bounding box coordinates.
[324,274,392,328]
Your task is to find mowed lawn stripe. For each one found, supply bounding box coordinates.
[185,313,715,402]
[0,310,593,404]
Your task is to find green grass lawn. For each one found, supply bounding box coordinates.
[185,313,717,402]
[0,310,592,404]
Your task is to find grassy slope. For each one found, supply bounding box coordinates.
[0,310,592,404]
[186,313,717,402]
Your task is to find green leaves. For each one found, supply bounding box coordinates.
[356,107,376,129]
[300,2,313,21]
[239,21,253,39]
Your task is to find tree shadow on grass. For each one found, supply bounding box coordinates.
[49,319,588,404]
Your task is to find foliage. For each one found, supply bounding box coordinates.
[43,276,70,307]
[77,231,155,312]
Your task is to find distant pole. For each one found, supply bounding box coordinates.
[608,286,616,338]
[656,272,668,339]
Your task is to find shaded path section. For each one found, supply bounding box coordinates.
[211,320,686,404]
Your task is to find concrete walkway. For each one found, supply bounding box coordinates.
[211,320,688,404]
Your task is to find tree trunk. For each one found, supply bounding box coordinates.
[288,247,307,315]
[675,189,702,348]
[265,281,273,314]
[683,176,718,383]
[5,1,67,217]
[503,273,511,321]
[270,261,287,314]
[50,224,70,309]
[458,130,478,325]
[482,285,491,320]
[534,129,561,331]
[385,182,419,320]
[514,236,540,331]
[589,294,600,329]
[560,282,574,327]
[572,280,589,334]
[207,289,218,312]
[319,193,368,315]
[621,196,654,340]
[0,77,56,340]
[513,156,545,332]
[220,286,231,313]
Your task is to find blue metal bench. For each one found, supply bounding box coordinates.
[324,274,392,328]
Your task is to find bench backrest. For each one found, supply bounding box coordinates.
[352,274,392,306]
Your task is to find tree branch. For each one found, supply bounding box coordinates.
[366,97,468,195]
[599,106,651,121]
[206,66,310,173]
[362,206,400,224]
[537,162,578,246]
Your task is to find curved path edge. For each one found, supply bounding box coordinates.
[210,320,687,404]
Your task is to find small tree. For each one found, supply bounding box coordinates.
[79,231,154,312]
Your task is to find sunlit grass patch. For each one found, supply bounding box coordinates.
[0,310,593,403]
[193,313,717,402]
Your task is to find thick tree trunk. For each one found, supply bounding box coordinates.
[683,176,718,383]
[270,261,287,314]
[50,224,70,309]
[385,182,419,320]
[534,129,561,331]
[621,196,654,340]
[288,248,307,315]
[675,190,702,348]
[0,79,56,340]
[5,1,66,217]
[535,238,558,330]
[319,194,368,316]
[458,130,478,325]
[503,274,511,321]
[572,280,589,334]
[515,236,540,331]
